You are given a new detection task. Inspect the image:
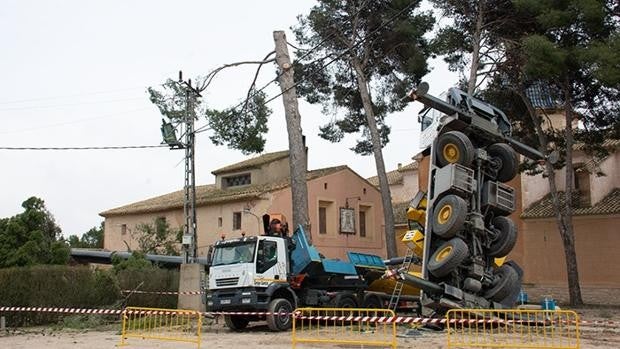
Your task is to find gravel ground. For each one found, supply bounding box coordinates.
[0,307,619,348]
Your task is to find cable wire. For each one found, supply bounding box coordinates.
[250,1,418,111]
[220,4,369,114]
[0,145,168,151]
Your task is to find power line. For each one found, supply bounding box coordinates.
[217,1,416,119]
[218,5,369,116]
[0,86,144,105]
[0,107,151,135]
[0,145,168,151]
[0,97,145,112]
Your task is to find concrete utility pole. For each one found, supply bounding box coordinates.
[273,31,311,242]
[178,71,201,264]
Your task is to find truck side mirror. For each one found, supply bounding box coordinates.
[206,245,214,267]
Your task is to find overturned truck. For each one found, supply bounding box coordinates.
[384,82,551,316]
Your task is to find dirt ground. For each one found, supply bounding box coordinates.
[1,307,619,348]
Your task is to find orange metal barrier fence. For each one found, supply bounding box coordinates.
[119,306,202,348]
[446,308,580,349]
[292,307,396,348]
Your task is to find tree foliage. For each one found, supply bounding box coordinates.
[206,89,270,154]
[293,0,434,154]
[431,0,518,92]
[0,197,69,267]
[68,222,104,249]
[476,0,619,306]
[148,74,272,155]
[131,217,182,256]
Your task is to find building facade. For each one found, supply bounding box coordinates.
[101,150,388,260]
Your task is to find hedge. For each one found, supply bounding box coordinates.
[0,265,180,326]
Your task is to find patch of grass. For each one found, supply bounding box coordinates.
[55,315,106,330]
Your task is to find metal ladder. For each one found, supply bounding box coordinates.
[387,246,417,311]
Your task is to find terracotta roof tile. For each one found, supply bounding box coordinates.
[398,161,419,171]
[101,165,347,216]
[573,139,620,151]
[521,188,620,219]
[367,170,403,187]
[366,161,418,187]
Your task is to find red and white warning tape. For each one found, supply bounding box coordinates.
[0,307,122,315]
[0,307,616,327]
[121,290,204,296]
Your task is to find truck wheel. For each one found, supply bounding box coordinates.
[432,195,468,238]
[224,315,249,331]
[266,298,293,331]
[362,294,382,309]
[427,238,469,278]
[498,261,523,307]
[329,293,358,309]
[484,264,519,302]
[488,143,518,182]
[487,216,517,258]
[436,131,474,167]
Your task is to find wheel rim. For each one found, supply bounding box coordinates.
[277,304,291,326]
[437,204,453,224]
[442,143,460,163]
[435,246,453,262]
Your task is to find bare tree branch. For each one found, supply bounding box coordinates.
[198,54,276,91]
[240,51,277,115]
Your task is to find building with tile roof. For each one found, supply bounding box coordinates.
[367,160,420,204]
[101,150,387,260]
[519,139,620,297]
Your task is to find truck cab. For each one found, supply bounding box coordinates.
[207,234,296,331]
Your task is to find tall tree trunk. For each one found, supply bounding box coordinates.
[351,60,397,258]
[467,1,485,94]
[518,87,583,306]
[273,31,311,242]
[560,81,583,305]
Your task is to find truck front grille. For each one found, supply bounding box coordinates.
[215,277,239,287]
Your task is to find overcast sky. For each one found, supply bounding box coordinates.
[1,1,457,237]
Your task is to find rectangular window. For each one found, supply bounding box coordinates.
[574,167,591,207]
[359,205,372,238]
[121,224,127,235]
[318,200,335,235]
[218,217,223,228]
[224,173,251,188]
[233,212,242,230]
[359,211,366,237]
[319,207,327,235]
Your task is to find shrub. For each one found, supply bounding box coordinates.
[0,265,120,326]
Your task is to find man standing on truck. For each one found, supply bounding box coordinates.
[267,218,286,237]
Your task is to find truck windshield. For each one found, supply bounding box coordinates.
[212,241,256,266]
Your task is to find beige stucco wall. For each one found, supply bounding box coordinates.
[521,150,619,207]
[103,210,184,252]
[390,169,419,203]
[214,157,290,189]
[103,167,386,260]
[193,197,274,256]
[590,151,620,205]
[103,197,274,256]
[522,215,620,287]
[270,168,387,260]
